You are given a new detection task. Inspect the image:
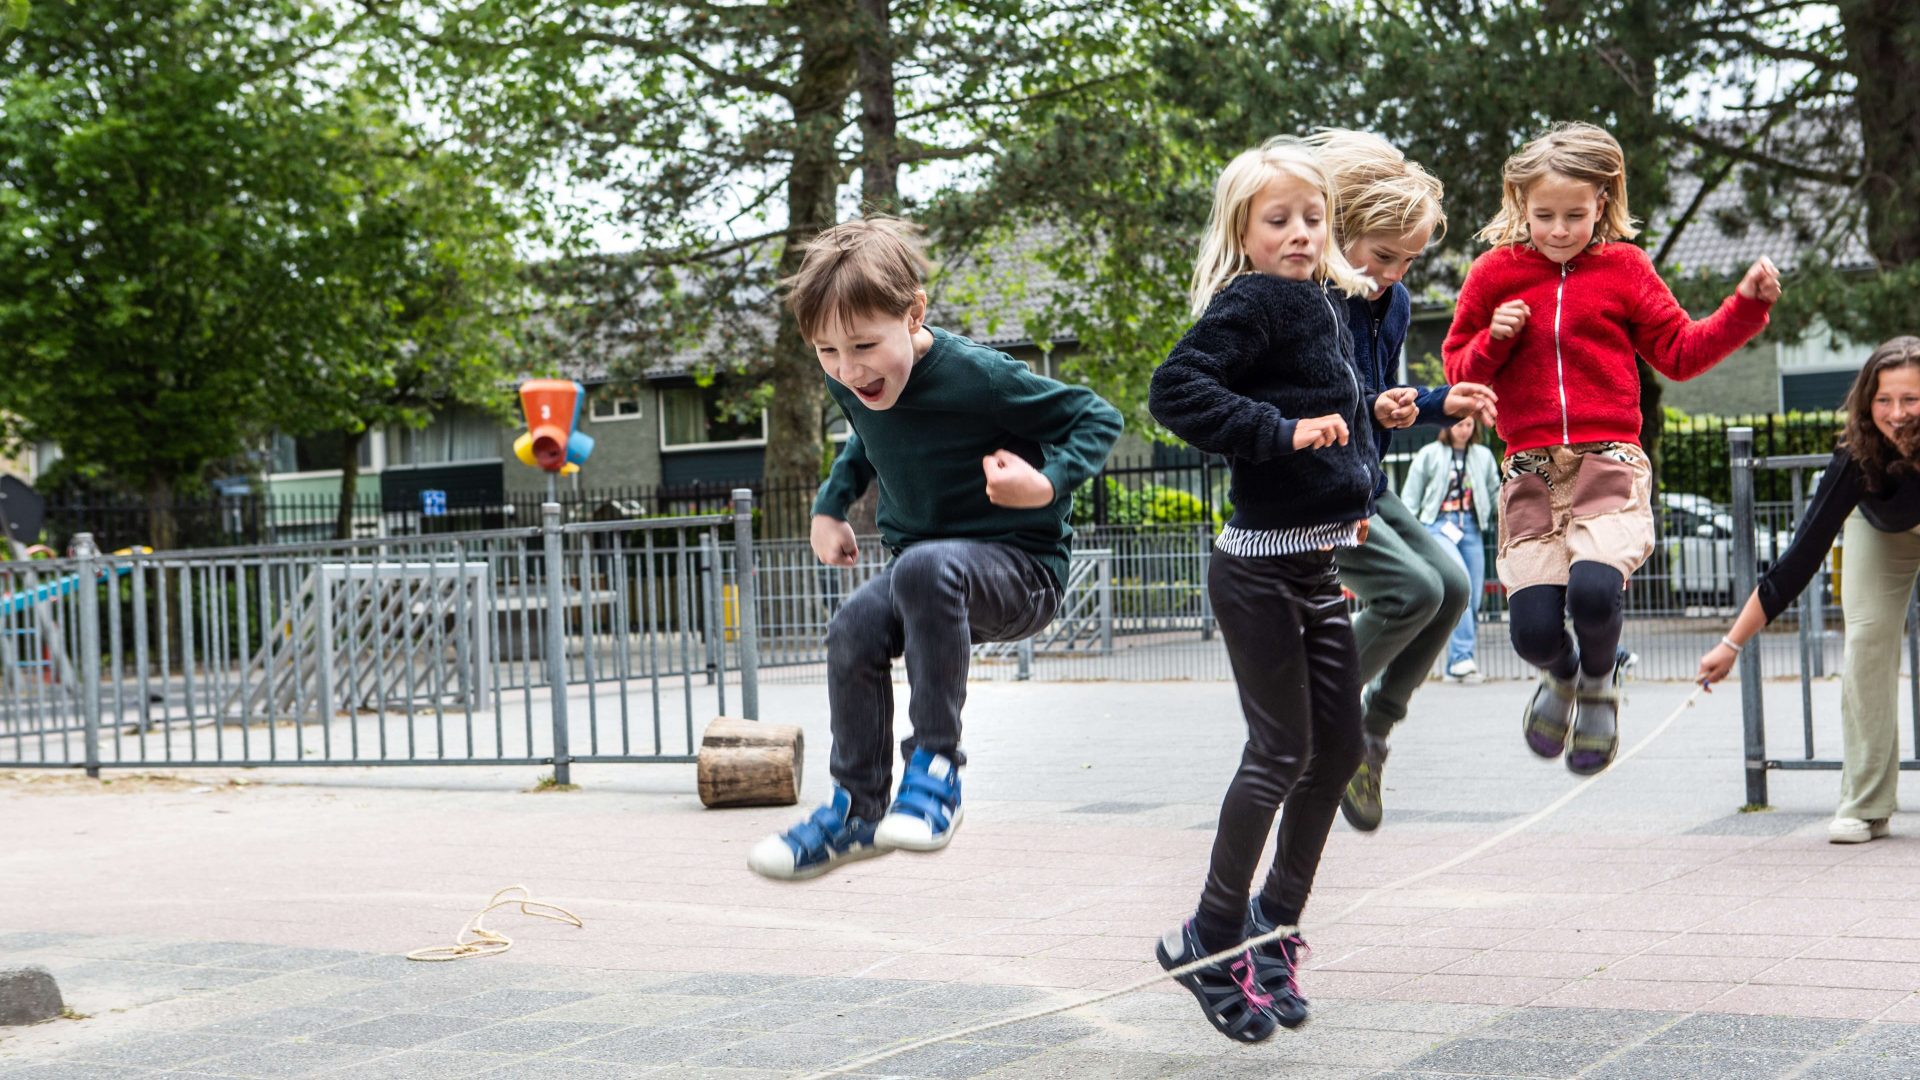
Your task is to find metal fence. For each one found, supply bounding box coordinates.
[2,496,762,778]
[1727,427,1920,807]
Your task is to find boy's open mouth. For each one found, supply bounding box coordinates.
[855,377,886,402]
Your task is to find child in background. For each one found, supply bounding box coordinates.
[1307,128,1500,833]
[1442,122,1780,774]
[1400,415,1503,682]
[1148,137,1376,1042]
[748,217,1122,881]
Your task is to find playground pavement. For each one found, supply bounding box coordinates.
[4,676,1920,1079]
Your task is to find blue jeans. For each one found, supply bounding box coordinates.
[1426,512,1484,669]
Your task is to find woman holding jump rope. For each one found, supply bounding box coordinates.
[1700,336,1920,845]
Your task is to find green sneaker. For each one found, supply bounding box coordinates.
[1339,734,1388,832]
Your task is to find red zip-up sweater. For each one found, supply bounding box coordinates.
[1442,242,1772,455]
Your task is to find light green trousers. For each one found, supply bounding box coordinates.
[1838,510,1917,821]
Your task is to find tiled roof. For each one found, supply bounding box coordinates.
[1650,173,1872,278]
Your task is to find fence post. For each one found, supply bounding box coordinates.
[1729,427,1768,807]
[1098,552,1113,654]
[542,503,571,785]
[1017,637,1033,681]
[732,489,761,721]
[74,532,102,779]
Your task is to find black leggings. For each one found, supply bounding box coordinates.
[1199,549,1364,947]
[1508,561,1624,680]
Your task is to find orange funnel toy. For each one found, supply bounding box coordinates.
[519,380,585,471]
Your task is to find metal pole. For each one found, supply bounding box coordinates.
[731,488,761,721]
[1099,553,1113,655]
[1792,467,1815,758]
[1017,637,1033,681]
[542,503,571,784]
[74,532,102,779]
[1729,427,1767,806]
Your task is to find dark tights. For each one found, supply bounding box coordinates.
[1508,561,1624,680]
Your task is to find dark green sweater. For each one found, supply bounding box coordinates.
[812,327,1123,587]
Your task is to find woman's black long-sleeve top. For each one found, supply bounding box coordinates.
[1756,445,1920,621]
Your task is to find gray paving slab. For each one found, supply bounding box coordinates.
[685,1032,888,1070]
[65,1035,262,1070]
[428,989,597,1019]
[432,1020,627,1055]
[1840,1022,1920,1057]
[886,984,1053,1012]
[472,1060,649,1080]
[1586,1044,1808,1080]
[1646,1012,1859,1051]
[198,1006,378,1039]
[971,1047,1200,1079]
[124,946,275,969]
[777,1005,974,1039]
[564,1027,751,1066]
[309,1049,508,1079]
[834,1039,1042,1079]
[1400,1036,1615,1078]
[636,975,801,999]
[220,950,364,974]
[1796,1054,1920,1080]
[1,1066,159,1080]
[1469,1007,1673,1043]
[188,1041,388,1078]
[0,934,94,955]
[679,1000,845,1032]
[308,1012,494,1049]
[756,978,930,1005]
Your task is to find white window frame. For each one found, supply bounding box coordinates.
[590,391,644,422]
[657,387,769,453]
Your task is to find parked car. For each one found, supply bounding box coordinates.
[1661,493,1786,600]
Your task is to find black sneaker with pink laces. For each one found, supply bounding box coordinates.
[1154,919,1284,1043]
[1245,895,1311,1029]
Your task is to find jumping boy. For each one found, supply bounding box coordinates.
[748,217,1123,881]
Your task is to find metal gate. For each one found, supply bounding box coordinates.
[1,493,762,782]
[1728,427,1920,805]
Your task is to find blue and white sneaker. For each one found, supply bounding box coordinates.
[747,787,887,881]
[874,748,963,852]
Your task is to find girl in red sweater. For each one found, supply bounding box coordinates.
[1442,122,1780,774]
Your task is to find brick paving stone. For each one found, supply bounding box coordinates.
[1585,1045,1807,1080]
[1704,984,1909,1019]
[1400,1036,1614,1077]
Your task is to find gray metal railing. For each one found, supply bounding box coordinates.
[1729,427,1920,806]
[2,492,762,779]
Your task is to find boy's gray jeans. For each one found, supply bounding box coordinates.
[828,540,1061,822]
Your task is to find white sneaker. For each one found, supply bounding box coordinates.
[1446,658,1482,684]
[1829,817,1891,844]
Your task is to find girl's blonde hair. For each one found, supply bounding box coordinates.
[1306,129,1447,248]
[1189,136,1372,318]
[1474,121,1640,248]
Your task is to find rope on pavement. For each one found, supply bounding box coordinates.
[406,885,583,962]
[788,682,1707,1080]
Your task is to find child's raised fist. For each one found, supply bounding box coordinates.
[1738,256,1782,303]
[1489,299,1531,341]
[982,450,1056,508]
[1373,387,1419,429]
[1293,414,1350,450]
[810,513,860,567]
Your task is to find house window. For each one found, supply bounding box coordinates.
[385,406,501,467]
[272,431,374,475]
[659,385,767,450]
[591,391,643,422]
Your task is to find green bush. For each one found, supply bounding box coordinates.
[1071,478,1218,527]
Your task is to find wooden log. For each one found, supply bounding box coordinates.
[697,716,804,808]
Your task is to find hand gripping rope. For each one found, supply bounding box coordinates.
[783,682,1707,1080]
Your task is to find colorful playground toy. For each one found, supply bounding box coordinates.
[515,379,594,473]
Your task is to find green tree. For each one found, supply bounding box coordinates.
[365,0,1162,499]
[268,111,526,539]
[0,0,366,546]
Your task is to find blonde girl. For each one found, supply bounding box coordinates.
[1443,122,1780,775]
[1306,129,1501,834]
[1146,136,1374,1042]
